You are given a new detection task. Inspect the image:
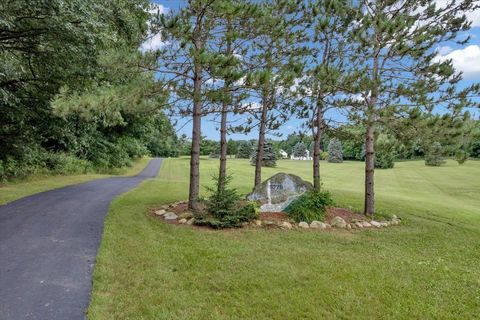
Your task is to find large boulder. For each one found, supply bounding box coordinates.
[246,173,313,212]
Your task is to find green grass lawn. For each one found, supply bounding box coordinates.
[0,157,151,205]
[89,157,480,319]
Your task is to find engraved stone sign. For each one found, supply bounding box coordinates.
[246,173,313,212]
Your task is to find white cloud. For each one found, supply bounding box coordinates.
[434,45,480,79]
[139,4,169,53]
[433,0,480,28]
[241,101,262,110]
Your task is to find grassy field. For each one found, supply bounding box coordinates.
[89,157,480,319]
[0,157,151,205]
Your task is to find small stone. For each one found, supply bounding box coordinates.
[380,221,389,227]
[155,209,166,216]
[178,211,193,219]
[299,222,309,229]
[164,212,178,220]
[331,216,347,228]
[186,218,195,225]
[346,223,352,229]
[370,220,381,228]
[160,204,169,209]
[281,221,293,229]
[254,220,262,226]
[310,221,326,229]
[179,218,187,224]
[391,218,400,225]
[392,214,398,220]
[361,221,372,228]
[350,223,357,229]
[324,223,331,228]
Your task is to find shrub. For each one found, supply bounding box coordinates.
[327,138,343,163]
[455,150,468,165]
[425,142,445,166]
[236,141,253,159]
[251,141,277,167]
[293,142,307,157]
[375,134,396,169]
[195,175,259,229]
[43,153,93,174]
[284,190,333,223]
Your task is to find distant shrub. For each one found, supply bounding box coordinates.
[251,142,277,167]
[327,138,343,163]
[236,141,253,159]
[284,190,333,223]
[320,151,328,160]
[455,150,468,165]
[43,153,92,174]
[425,142,445,166]
[375,134,396,169]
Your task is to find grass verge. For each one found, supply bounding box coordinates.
[0,157,151,205]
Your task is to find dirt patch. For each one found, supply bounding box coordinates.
[325,207,365,224]
[259,212,289,222]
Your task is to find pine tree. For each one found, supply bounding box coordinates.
[251,141,277,168]
[293,142,307,157]
[247,0,306,186]
[346,0,479,215]
[425,142,446,166]
[294,0,352,190]
[327,138,343,163]
[375,134,396,169]
[236,141,253,159]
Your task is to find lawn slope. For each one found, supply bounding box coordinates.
[89,158,480,319]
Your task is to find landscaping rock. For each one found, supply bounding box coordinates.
[178,211,193,219]
[355,222,363,228]
[246,173,313,212]
[310,221,326,229]
[299,221,309,229]
[361,221,372,228]
[331,216,347,228]
[346,223,352,229]
[324,223,331,228]
[178,218,187,224]
[164,212,178,220]
[254,220,262,226]
[155,209,166,216]
[370,220,381,228]
[281,221,293,229]
[186,218,195,225]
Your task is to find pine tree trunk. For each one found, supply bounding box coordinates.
[313,102,323,191]
[364,122,375,216]
[254,96,268,187]
[218,101,228,190]
[188,57,202,210]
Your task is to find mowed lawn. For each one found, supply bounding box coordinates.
[89,157,480,319]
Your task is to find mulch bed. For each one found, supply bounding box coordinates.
[325,207,365,224]
[149,201,369,231]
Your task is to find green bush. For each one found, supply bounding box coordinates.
[284,190,333,223]
[195,175,259,229]
[455,150,468,165]
[327,138,343,163]
[425,142,445,166]
[43,153,93,174]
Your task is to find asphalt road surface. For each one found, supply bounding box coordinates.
[0,158,163,320]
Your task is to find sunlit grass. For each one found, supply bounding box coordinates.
[89,157,480,319]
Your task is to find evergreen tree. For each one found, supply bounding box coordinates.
[327,138,343,163]
[425,142,446,166]
[455,150,468,165]
[375,134,396,169]
[247,0,305,186]
[251,141,277,168]
[346,0,479,215]
[236,141,253,159]
[293,142,307,157]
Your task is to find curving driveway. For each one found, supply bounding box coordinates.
[0,158,163,320]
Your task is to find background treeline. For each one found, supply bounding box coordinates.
[0,0,178,181]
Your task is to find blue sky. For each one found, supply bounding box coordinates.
[149,0,480,141]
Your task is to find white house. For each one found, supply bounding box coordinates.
[279,149,289,159]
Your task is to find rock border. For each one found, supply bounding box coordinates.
[152,201,402,232]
